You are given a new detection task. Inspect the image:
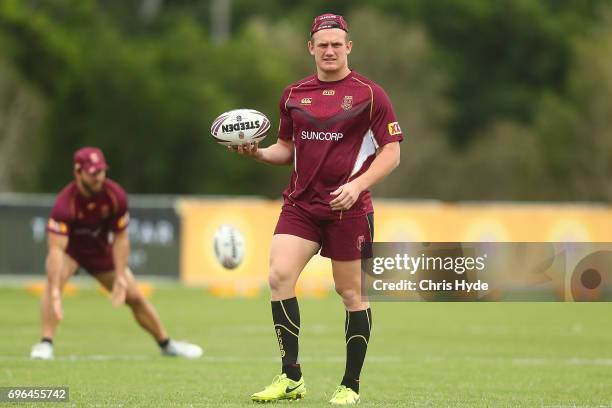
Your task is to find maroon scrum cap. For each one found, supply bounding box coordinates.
[73,147,109,174]
[310,13,348,36]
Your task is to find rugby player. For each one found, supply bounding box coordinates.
[30,147,202,360]
[231,14,403,405]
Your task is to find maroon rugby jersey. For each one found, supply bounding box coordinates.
[47,179,129,258]
[278,70,403,219]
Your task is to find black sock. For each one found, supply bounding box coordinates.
[271,297,302,381]
[41,337,53,345]
[157,338,170,349]
[342,308,372,393]
[282,363,302,382]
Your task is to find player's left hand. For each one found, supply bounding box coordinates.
[228,142,260,158]
[330,180,363,211]
[111,275,128,307]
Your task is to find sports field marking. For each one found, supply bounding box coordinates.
[3,355,611,365]
[0,355,151,362]
[511,357,612,366]
[0,355,400,363]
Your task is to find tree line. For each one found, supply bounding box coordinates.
[0,0,610,201]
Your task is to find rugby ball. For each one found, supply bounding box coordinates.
[213,224,245,269]
[210,109,270,146]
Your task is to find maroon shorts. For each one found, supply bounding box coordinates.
[274,204,374,261]
[66,247,114,274]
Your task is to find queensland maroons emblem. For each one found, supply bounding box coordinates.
[341,95,353,111]
[357,235,365,251]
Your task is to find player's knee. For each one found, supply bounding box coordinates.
[125,292,145,308]
[268,264,294,291]
[268,270,284,291]
[335,285,361,306]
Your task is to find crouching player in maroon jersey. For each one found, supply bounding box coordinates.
[30,147,202,360]
[232,14,403,405]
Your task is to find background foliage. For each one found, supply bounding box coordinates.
[0,0,610,201]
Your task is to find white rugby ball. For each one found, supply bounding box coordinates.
[210,109,270,146]
[213,224,245,269]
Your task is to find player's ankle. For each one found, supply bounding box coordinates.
[341,376,359,393]
[157,337,170,349]
[282,363,302,381]
[41,337,53,345]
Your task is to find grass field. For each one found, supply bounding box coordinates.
[1,286,612,407]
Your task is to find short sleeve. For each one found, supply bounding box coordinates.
[370,85,404,147]
[277,87,294,141]
[47,196,72,236]
[108,184,130,232]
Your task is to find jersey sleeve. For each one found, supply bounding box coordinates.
[47,195,72,236]
[370,85,404,147]
[108,184,130,232]
[277,87,294,141]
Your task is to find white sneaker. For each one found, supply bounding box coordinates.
[162,340,203,359]
[30,342,54,360]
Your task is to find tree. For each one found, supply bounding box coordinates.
[534,8,612,201]
[0,57,45,191]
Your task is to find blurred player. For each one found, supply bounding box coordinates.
[231,14,403,405]
[30,147,202,360]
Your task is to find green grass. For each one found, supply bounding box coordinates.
[1,286,612,407]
